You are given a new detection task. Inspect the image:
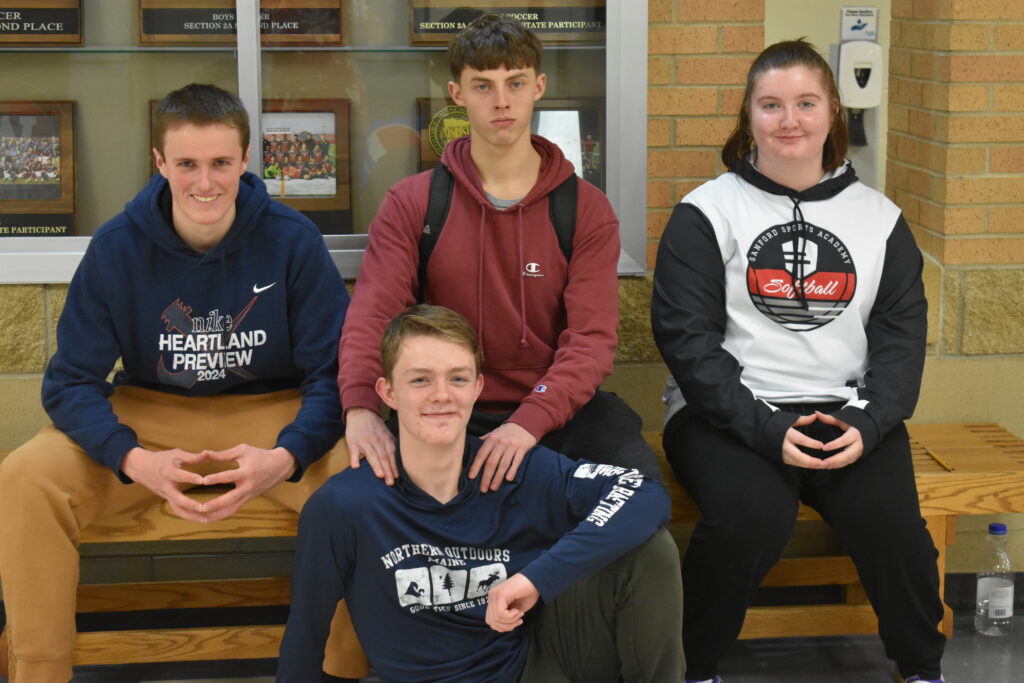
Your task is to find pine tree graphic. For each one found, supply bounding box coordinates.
[441,572,455,597]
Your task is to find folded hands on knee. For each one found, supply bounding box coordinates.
[782,412,863,470]
[120,445,297,522]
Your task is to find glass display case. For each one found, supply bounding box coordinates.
[0,0,647,281]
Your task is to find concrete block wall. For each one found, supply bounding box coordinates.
[883,0,1024,567]
[609,0,766,421]
[646,0,763,267]
[889,0,1024,358]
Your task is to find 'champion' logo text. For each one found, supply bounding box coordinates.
[523,262,543,277]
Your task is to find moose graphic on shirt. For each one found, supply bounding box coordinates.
[394,560,509,613]
[476,570,502,592]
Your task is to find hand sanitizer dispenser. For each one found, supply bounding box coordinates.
[839,40,882,108]
[838,40,882,146]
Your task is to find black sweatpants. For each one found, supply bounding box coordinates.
[664,404,946,680]
[468,389,662,481]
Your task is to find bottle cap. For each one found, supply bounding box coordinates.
[988,522,1008,535]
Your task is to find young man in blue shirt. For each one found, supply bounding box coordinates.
[0,84,364,682]
[279,305,683,682]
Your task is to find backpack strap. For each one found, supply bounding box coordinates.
[419,167,578,301]
[419,163,455,301]
[548,173,578,262]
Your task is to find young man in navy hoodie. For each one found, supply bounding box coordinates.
[339,14,659,493]
[0,84,365,682]
[279,305,683,682]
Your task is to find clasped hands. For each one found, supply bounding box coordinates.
[120,444,296,523]
[782,411,864,470]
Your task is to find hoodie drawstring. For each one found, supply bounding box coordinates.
[477,205,486,351]
[789,197,810,310]
[475,202,530,353]
[517,205,527,348]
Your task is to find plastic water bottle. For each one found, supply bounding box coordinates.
[975,522,1014,636]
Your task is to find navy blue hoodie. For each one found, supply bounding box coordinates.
[277,438,670,683]
[42,172,347,481]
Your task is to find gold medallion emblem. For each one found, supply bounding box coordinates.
[428,105,470,157]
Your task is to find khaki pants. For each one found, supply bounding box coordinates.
[0,386,367,683]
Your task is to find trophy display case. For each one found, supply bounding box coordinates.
[0,0,647,281]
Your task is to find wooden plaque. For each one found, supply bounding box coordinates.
[0,0,82,46]
[409,0,604,46]
[0,100,76,236]
[139,0,343,47]
[261,98,351,233]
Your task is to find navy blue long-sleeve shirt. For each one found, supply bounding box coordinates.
[277,437,669,682]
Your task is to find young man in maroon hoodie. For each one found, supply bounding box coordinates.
[339,13,658,492]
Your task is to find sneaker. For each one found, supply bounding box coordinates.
[685,678,723,683]
[903,678,944,683]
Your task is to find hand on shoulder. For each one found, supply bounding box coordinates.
[344,407,399,485]
[470,422,537,493]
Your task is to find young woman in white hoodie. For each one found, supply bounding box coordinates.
[652,39,945,683]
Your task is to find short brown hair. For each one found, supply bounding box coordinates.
[381,305,483,381]
[152,83,249,156]
[448,13,543,81]
[721,39,848,173]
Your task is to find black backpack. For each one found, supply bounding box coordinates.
[418,163,578,299]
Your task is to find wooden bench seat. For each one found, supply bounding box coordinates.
[1,422,1023,670]
[661,423,1024,640]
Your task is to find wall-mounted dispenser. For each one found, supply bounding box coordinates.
[822,5,886,189]
[838,39,882,146]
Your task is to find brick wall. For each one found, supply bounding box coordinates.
[888,0,1024,356]
[646,0,765,268]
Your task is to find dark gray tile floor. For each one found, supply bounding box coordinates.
[1,613,1020,682]
[717,614,1023,682]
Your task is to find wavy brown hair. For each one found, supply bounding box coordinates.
[381,305,483,382]
[448,13,543,81]
[721,39,848,173]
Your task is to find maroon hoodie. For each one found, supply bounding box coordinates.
[338,135,619,440]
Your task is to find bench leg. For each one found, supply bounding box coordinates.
[1,625,9,677]
[844,580,869,605]
[924,515,956,638]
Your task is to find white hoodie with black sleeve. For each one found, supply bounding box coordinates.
[652,159,927,461]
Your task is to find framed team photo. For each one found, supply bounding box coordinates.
[0,100,76,236]
[261,98,351,233]
[0,0,82,46]
[417,97,605,190]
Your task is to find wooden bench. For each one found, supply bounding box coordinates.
[664,423,1024,640]
[1,422,1023,670]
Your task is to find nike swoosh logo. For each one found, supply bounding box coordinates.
[253,282,277,294]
